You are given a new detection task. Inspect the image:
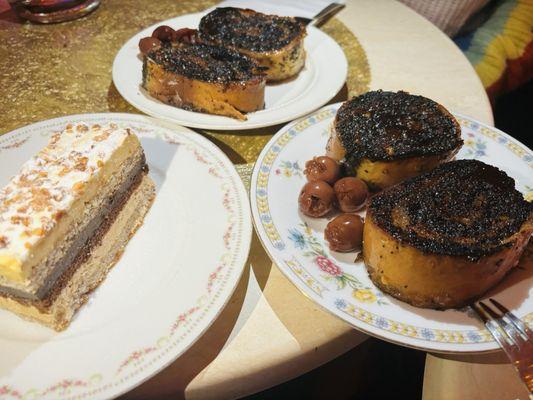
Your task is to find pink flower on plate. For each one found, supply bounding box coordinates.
[315,256,343,276]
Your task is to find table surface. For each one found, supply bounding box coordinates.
[2,1,528,399]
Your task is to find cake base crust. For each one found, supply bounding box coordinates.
[0,175,155,330]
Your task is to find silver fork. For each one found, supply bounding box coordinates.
[471,298,533,394]
[295,3,346,27]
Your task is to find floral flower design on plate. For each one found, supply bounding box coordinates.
[252,104,533,352]
[288,223,388,305]
[462,133,487,158]
[275,160,303,178]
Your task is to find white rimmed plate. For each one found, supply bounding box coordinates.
[250,103,533,353]
[0,114,252,399]
[112,12,348,130]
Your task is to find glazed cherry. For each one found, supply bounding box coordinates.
[299,180,335,217]
[139,37,161,55]
[304,156,341,184]
[324,213,364,252]
[152,25,175,41]
[173,27,198,43]
[334,177,369,212]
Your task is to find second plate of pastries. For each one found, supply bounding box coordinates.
[250,90,533,353]
[113,7,348,130]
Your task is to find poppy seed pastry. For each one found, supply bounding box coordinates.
[142,38,266,120]
[327,90,463,190]
[363,160,533,309]
[198,7,307,81]
[0,123,155,330]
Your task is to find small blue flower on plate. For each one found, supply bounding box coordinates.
[335,298,347,309]
[420,328,435,340]
[497,136,507,144]
[375,317,389,329]
[467,331,482,343]
[288,229,306,249]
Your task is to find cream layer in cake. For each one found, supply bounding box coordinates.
[0,174,155,330]
[0,122,155,329]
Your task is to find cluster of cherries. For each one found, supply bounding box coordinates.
[139,25,198,55]
[299,156,369,253]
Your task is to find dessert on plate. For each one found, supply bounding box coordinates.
[0,123,155,330]
[326,90,463,190]
[363,159,532,309]
[140,27,266,121]
[198,7,307,82]
[138,7,308,119]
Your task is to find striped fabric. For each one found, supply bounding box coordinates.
[400,0,489,36]
[455,0,533,100]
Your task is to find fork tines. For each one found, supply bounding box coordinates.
[471,298,533,393]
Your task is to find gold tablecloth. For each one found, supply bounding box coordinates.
[0,0,370,164]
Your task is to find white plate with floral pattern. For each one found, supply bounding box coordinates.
[112,12,348,130]
[250,103,533,353]
[0,114,252,399]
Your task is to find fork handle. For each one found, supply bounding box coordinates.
[311,3,345,27]
[514,356,533,394]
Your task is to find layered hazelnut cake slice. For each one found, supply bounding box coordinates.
[0,123,155,330]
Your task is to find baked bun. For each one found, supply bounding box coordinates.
[199,7,306,82]
[363,159,533,309]
[327,90,463,190]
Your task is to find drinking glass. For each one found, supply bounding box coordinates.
[8,0,101,23]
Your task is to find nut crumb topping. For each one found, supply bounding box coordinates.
[0,122,131,268]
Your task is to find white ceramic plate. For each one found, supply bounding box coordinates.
[250,103,533,354]
[0,114,252,399]
[112,12,348,130]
